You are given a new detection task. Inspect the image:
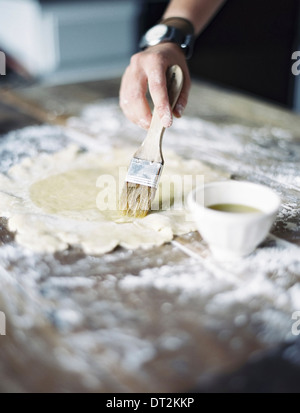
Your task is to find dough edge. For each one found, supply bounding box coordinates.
[0,145,228,254]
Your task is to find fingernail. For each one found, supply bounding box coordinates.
[175,103,185,117]
[161,112,173,128]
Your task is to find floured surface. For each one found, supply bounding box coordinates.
[0,144,226,254]
[0,94,300,392]
[1,233,300,392]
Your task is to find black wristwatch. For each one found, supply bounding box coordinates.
[139,17,195,60]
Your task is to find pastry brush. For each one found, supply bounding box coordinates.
[119,64,184,218]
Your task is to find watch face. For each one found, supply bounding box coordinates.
[145,24,169,46]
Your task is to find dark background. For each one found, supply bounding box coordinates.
[139,0,300,109]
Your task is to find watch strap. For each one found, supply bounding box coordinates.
[159,17,195,36]
[139,17,195,59]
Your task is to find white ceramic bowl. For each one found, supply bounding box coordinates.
[188,180,281,260]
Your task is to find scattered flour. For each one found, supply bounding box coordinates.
[0,99,300,390]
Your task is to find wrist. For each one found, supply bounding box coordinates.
[139,17,195,60]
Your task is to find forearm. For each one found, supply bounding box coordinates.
[162,0,226,36]
[119,0,227,129]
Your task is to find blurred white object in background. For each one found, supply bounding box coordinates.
[0,0,141,85]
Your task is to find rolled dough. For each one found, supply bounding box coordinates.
[0,145,227,254]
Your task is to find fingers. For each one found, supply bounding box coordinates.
[119,43,191,129]
[173,70,190,118]
[120,64,152,129]
[147,66,173,128]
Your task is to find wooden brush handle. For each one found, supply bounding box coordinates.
[134,65,184,163]
[166,65,184,111]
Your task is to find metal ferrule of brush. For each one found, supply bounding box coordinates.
[126,158,163,188]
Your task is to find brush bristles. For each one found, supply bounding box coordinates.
[119,182,157,218]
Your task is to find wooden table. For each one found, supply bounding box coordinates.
[0,77,300,393]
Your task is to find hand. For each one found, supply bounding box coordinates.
[119,42,191,129]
